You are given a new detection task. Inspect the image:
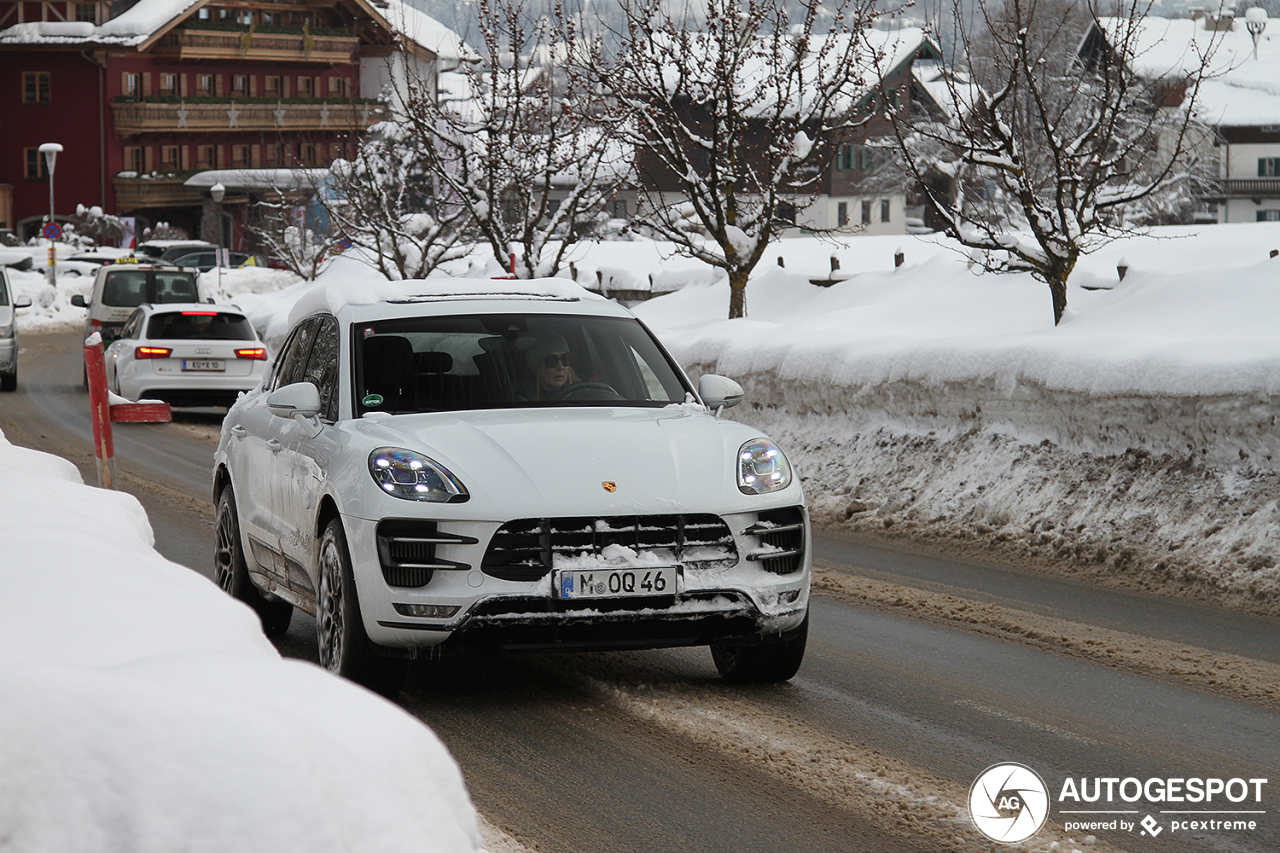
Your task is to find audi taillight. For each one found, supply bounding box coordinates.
[235,347,267,361]
[135,346,171,359]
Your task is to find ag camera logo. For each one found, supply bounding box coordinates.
[970,763,1050,843]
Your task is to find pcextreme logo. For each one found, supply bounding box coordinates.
[969,763,1050,843]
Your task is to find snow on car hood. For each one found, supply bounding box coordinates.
[349,405,783,518]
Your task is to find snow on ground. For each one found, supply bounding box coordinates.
[12,222,1280,619]
[6,221,1280,849]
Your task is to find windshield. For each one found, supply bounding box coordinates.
[147,311,254,340]
[354,313,691,415]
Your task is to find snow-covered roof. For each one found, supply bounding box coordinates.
[1092,14,1280,128]
[0,0,463,61]
[184,169,329,192]
[911,61,984,121]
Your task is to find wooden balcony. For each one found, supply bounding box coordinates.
[152,27,358,64]
[113,176,198,209]
[112,100,384,136]
[1214,178,1280,199]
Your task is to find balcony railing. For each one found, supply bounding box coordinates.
[112,100,384,136]
[113,176,196,208]
[152,27,358,63]
[1214,178,1280,198]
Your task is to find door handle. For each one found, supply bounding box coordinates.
[229,425,247,439]
[267,439,283,453]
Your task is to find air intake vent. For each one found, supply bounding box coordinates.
[744,506,805,575]
[482,514,738,582]
[376,520,477,587]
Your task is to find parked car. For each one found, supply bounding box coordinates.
[168,250,259,272]
[0,268,33,391]
[104,304,269,407]
[212,279,810,695]
[134,240,217,262]
[70,261,203,344]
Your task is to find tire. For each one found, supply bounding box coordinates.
[317,517,406,697]
[711,610,808,684]
[214,484,293,637]
[0,370,15,392]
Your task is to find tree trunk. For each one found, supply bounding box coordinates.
[1049,276,1068,326]
[728,267,748,319]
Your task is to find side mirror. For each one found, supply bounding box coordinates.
[267,382,324,437]
[70,294,87,308]
[698,374,744,413]
[14,295,32,309]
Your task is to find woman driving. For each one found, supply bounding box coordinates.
[526,331,580,400]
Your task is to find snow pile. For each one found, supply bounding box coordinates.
[0,432,485,853]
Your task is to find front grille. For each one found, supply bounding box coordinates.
[482,514,738,582]
[376,520,477,588]
[744,506,805,575]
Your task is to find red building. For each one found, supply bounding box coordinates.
[0,0,459,249]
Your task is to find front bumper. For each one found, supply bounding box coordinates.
[346,506,812,652]
[0,337,15,372]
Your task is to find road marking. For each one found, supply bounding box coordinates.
[953,699,1100,746]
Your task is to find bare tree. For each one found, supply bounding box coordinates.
[581,0,880,319]
[394,0,628,279]
[889,0,1221,325]
[322,122,476,281]
[248,190,330,280]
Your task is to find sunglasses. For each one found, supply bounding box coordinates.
[540,352,572,369]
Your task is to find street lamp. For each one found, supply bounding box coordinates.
[1247,7,1268,60]
[209,182,225,295]
[39,142,63,286]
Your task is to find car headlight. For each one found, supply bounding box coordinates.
[369,447,468,502]
[737,438,792,495]
[0,324,13,339]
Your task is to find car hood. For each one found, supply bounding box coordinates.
[346,405,788,518]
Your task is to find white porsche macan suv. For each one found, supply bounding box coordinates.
[213,279,810,694]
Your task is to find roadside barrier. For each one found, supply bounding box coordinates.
[84,335,172,489]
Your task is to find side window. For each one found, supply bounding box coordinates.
[272,318,319,391]
[301,316,340,421]
[120,310,144,340]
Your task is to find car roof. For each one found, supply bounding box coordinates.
[300,278,634,325]
[139,302,244,315]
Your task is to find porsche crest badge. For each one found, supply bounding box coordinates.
[602,481,618,493]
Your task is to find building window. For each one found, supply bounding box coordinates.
[24,148,48,179]
[260,11,275,25]
[195,74,213,97]
[265,144,284,167]
[299,143,317,166]
[121,72,139,98]
[880,199,890,222]
[860,200,872,225]
[612,199,627,218]
[159,145,180,171]
[23,72,51,105]
[327,77,348,98]
[123,146,144,174]
[296,76,314,98]
[836,144,853,171]
[1259,158,1280,178]
[230,145,250,167]
[195,145,214,169]
[158,73,177,97]
[837,201,848,226]
[264,75,281,97]
[230,75,248,96]
[74,3,98,23]
[1259,210,1280,221]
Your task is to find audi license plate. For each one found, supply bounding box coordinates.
[182,359,225,371]
[556,566,680,600]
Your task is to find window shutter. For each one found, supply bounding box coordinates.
[216,144,225,168]
[180,146,190,170]
[141,72,151,97]
[143,146,153,174]
[251,144,261,167]
[179,73,188,97]
[215,75,224,97]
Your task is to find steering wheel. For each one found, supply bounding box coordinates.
[549,381,623,401]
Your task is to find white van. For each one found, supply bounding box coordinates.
[71,261,203,344]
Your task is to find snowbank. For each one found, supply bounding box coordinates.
[0,432,485,853]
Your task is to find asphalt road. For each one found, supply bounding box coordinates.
[6,330,1279,853]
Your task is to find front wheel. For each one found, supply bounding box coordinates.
[317,518,406,697]
[0,370,15,392]
[213,484,293,637]
[711,610,808,683]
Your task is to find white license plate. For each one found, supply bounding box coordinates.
[182,359,225,371]
[556,566,680,600]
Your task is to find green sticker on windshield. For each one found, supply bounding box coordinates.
[362,394,384,407]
